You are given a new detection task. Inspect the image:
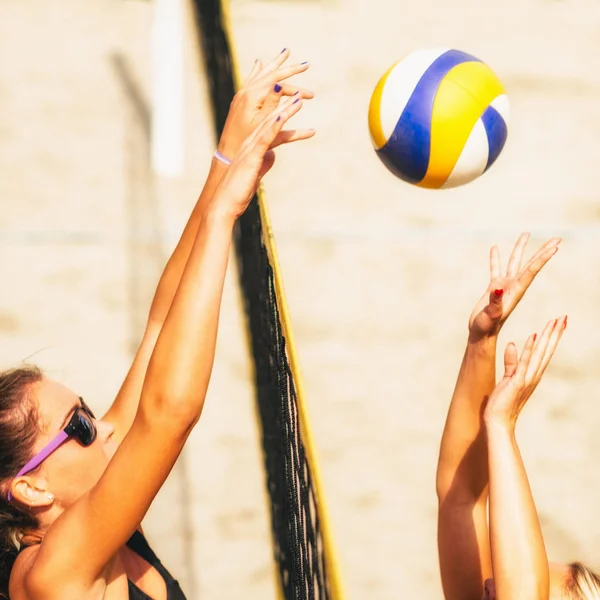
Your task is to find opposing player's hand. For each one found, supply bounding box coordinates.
[483,316,567,430]
[468,233,561,342]
[217,48,315,160]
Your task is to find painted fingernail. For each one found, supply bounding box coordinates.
[533,333,537,341]
[293,98,300,104]
[274,83,282,93]
[564,316,568,329]
[301,61,308,65]
[276,115,281,121]
[281,48,287,53]
[293,91,299,96]
[494,289,504,297]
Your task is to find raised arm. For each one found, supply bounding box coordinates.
[484,316,567,600]
[436,234,560,600]
[26,97,310,597]
[103,49,315,443]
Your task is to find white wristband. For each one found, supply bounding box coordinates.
[214,150,232,166]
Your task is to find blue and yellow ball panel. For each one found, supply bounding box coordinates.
[368,48,509,189]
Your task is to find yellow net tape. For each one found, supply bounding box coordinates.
[218,1,346,597]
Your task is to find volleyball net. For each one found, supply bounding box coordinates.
[190,0,344,598]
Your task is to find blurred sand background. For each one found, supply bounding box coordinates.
[1,0,600,598]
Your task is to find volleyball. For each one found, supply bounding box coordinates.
[368,48,509,189]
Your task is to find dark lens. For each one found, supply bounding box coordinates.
[73,409,97,446]
[79,397,96,420]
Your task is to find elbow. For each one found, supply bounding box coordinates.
[435,470,449,503]
[436,470,458,505]
[436,474,484,508]
[141,391,205,434]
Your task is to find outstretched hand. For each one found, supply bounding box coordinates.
[209,94,308,221]
[218,48,315,160]
[469,233,561,342]
[483,315,567,429]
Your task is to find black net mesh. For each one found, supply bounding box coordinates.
[190,2,331,599]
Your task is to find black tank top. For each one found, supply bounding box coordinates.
[126,531,187,600]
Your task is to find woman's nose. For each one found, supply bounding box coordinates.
[96,419,116,443]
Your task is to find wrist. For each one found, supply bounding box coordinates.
[208,156,230,180]
[216,141,238,162]
[484,413,516,439]
[466,332,498,354]
[203,201,237,230]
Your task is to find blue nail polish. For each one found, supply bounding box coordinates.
[281,48,287,53]
[276,116,281,121]
[293,91,299,96]
[274,83,282,93]
[301,61,308,65]
[293,98,299,104]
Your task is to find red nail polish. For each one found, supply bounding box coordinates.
[533,333,537,341]
[494,289,504,297]
[564,316,568,329]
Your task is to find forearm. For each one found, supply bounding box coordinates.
[437,336,497,600]
[102,159,228,436]
[486,421,549,600]
[436,335,497,503]
[141,207,235,420]
[147,158,228,326]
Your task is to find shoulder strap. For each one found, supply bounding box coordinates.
[125,530,160,566]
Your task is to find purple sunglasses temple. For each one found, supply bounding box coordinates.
[7,431,69,503]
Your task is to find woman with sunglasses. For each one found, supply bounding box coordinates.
[436,234,600,600]
[0,50,314,600]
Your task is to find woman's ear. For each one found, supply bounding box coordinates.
[10,476,54,508]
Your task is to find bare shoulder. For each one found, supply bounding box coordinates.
[9,545,40,599]
[9,544,97,600]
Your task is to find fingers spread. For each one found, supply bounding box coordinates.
[518,245,559,290]
[526,237,562,265]
[490,245,501,281]
[263,47,291,74]
[506,232,530,277]
[514,334,536,383]
[276,84,315,99]
[271,128,316,149]
[267,61,310,83]
[526,318,556,381]
[242,59,263,86]
[533,316,567,381]
[248,95,304,153]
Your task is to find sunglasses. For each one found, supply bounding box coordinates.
[7,397,97,502]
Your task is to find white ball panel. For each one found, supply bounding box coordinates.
[442,118,489,188]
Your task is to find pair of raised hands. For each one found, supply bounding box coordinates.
[209,49,314,221]
[213,51,566,431]
[468,233,566,429]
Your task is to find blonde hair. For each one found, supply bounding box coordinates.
[567,563,600,600]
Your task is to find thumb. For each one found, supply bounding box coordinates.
[257,150,276,180]
[503,342,519,378]
[487,288,504,320]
